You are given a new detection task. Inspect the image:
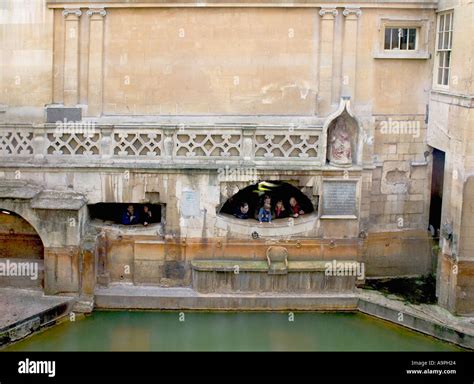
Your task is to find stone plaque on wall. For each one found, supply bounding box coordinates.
[321,181,357,217]
[181,190,200,217]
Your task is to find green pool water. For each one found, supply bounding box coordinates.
[3,311,463,351]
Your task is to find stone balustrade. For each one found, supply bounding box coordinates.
[0,124,322,168]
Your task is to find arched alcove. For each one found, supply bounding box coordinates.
[219,181,314,220]
[0,209,44,290]
[321,98,362,167]
[0,209,44,259]
[326,110,359,166]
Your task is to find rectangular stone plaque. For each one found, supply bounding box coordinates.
[46,107,82,123]
[181,190,200,217]
[321,181,357,217]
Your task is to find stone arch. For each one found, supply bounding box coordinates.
[219,181,315,219]
[321,97,362,167]
[0,200,49,248]
[0,208,44,259]
[0,207,45,290]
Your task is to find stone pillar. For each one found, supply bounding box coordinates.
[341,8,361,99]
[318,8,338,116]
[162,126,176,161]
[100,125,113,159]
[62,9,82,106]
[32,127,46,161]
[86,8,107,117]
[242,126,256,161]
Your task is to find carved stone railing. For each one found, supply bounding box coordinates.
[0,124,322,168]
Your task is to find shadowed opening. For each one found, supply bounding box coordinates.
[88,203,162,225]
[220,181,314,220]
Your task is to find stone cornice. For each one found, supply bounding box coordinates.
[47,1,438,10]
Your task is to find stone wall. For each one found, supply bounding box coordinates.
[0,0,54,123]
[370,117,430,232]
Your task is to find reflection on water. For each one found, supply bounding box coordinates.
[3,311,463,352]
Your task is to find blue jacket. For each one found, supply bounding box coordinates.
[122,211,139,225]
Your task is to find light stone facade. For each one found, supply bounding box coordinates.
[0,0,472,315]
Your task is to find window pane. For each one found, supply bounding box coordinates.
[445,13,451,31]
[391,28,399,49]
[438,52,444,67]
[408,29,416,50]
[443,30,450,49]
[443,68,449,85]
[384,28,391,49]
[438,68,444,84]
[439,14,445,33]
[449,31,453,49]
[399,28,407,49]
[444,51,451,67]
[438,32,443,50]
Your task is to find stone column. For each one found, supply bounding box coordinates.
[162,126,176,161]
[86,8,107,117]
[241,126,256,161]
[318,8,338,116]
[342,8,362,99]
[62,9,82,106]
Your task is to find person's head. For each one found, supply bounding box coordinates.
[143,205,149,213]
[276,200,284,209]
[289,197,297,207]
[127,205,134,214]
[240,202,249,214]
[263,196,271,209]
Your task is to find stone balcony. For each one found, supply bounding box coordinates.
[0,124,323,170]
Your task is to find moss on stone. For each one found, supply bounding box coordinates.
[362,275,437,305]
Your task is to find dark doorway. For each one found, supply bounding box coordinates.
[428,148,445,237]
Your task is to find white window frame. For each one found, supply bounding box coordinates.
[374,18,430,60]
[434,10,454,88]
[384,27,418,51]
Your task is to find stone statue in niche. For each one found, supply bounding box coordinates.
[328,117,352,167]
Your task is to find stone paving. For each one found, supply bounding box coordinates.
[0,287,75,330]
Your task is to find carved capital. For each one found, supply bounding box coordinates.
[319,8,338,18]
[343,8,362,18]
[86,8,107,17]
[62,8,82,18]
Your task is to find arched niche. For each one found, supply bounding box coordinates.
[219,181,315,220]
[0,208,44,290]
[0,209,44,260]
[322,98,362,167]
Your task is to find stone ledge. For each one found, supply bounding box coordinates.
[373,51,430,60]
[31,190,87,210]
[191,259,358,272]
[0,180,42,200]
[358,290,474,350]
[46,0,439,9]
[215,212,318,237]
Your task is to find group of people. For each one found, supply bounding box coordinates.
[234,196,305,223]
[121,204,154,226]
